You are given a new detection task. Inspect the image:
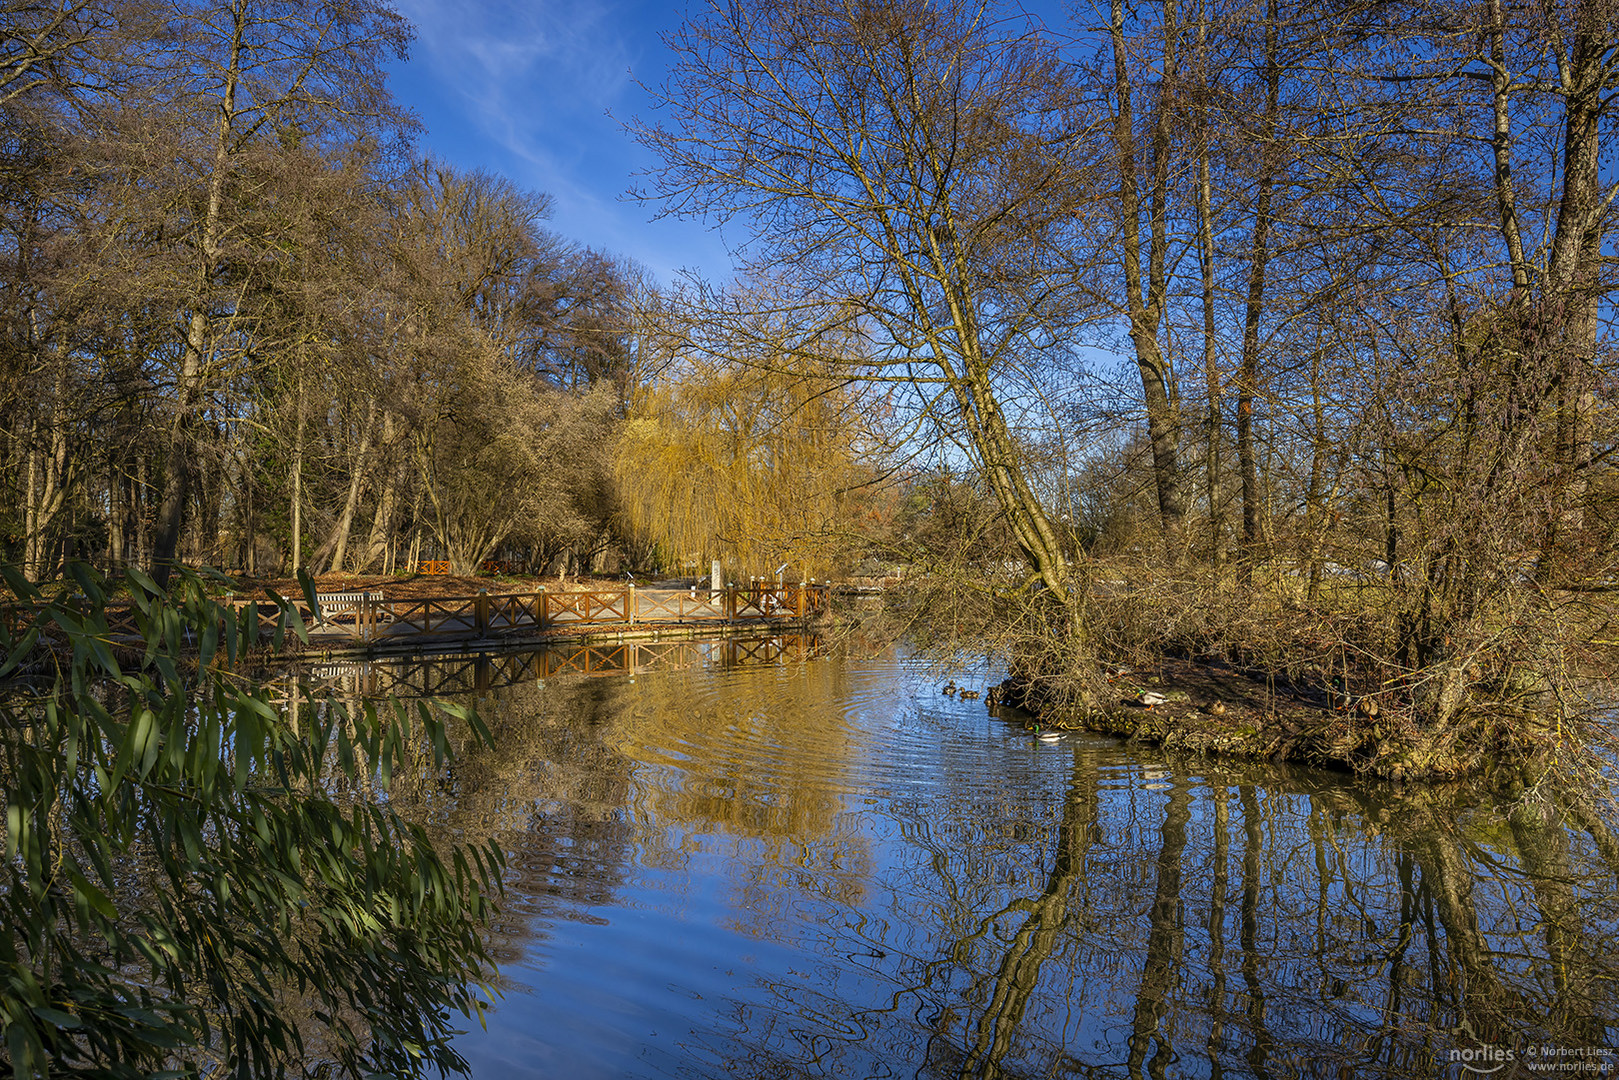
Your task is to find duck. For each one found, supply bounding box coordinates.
[1356,696,1380,718]
[959,689,981,700]
[942,681,957,696]
[1137,690,1167,710]
[1206,700,1227,716]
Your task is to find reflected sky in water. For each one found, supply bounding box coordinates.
[345,639,1619,1079]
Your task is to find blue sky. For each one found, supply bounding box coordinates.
[384,0,1077,289]
[385,0,738,286]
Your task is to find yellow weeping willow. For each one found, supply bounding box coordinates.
[616,341,878,580]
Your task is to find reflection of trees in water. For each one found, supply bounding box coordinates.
[388,676,640,967]
[711,750,1617,1080]
[386,649,875,961]
[309,647,1617,1078]
[610,657,875,935]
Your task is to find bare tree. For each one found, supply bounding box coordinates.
[634,0,1107,601]
[1100,0,1188,558]
[121,0,412,586]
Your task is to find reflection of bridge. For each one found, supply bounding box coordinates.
[293,633,827,699]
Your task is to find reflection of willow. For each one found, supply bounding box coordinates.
[614,657,875,919]
[952,750,1099,1079]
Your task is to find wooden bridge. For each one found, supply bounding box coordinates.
[4,581,831,656]
[242,581,831,649]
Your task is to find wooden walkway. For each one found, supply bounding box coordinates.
[4,582,832,656]
[244,582,829,649]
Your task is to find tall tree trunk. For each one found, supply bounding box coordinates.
[1111,0,1185,557]
[289,393,304,579]
[904,212,1072,600]
[1195,0,1221,572]
[1486,0,1530,295]
[192,427,222,566]
[1304,350,1330,602]
[107,459,124,572]
[134,456,152,569]
[1236,0,1282,582]
[362,411,400,571]
[23,356,72,582]
[152,6,245,588]
[1537,0,1608,565]
[952,366,1071,600]
[322,399,377,573]
[23,415,39,579]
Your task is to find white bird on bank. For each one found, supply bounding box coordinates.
[1137,690,1167,709]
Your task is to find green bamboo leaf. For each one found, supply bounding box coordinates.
[8,1016,44,1080]
[103,709,150,804]
[30,1006,82,1031]
[6,802,23,862]
[46,608,86,637]
[0,561,39,602]
[66,563,102,605]
[124,565,160,603]
[64,865,116,920]
[0,627,40,677]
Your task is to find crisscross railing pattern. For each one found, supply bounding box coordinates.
[542,589,631,625]
[11,582,831,650]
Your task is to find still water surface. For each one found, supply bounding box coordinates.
[321,636,1619,1078]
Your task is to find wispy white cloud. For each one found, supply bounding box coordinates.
[389,0,735,284]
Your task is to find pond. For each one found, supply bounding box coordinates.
[310,635,1619,1079]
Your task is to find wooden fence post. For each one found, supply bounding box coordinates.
[797,581,807,618]
[724,583,736,621]
[627,583,635,627]
[535,587,547,630]
[475,589,490,637]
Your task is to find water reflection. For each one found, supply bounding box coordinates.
[299,634,827,699]
[307,641,1618,1078]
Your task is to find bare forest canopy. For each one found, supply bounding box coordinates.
[5,0,1619,683]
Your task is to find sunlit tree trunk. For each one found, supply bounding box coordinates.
[1195,0,1222,573]
[152,2,243,588]
[1235,0,1281,582]
[1110,0,1185,558]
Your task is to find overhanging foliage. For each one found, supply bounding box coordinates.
[0,565,503,1078]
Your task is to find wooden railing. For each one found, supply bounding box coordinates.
[4,582,831,651]
[231,582,831,645]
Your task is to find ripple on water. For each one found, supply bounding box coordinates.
[437,642,1619,1079]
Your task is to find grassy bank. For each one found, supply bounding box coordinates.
[899,561,1619,789]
